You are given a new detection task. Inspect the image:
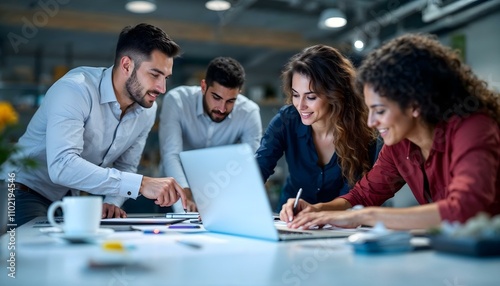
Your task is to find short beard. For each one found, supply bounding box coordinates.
[203,90,228,123]
[125,68,154,108]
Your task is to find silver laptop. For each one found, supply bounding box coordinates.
[179,143,355,241]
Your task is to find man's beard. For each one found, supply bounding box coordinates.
[203,91,228,123]
[125,69,158,108]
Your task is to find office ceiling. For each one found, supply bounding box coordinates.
[1,0,499,83]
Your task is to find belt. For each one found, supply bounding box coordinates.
[14,183,37,193]
[14,183,51,202]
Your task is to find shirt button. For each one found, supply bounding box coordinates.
[127,191,131,196]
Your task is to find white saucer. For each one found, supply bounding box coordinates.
[48,228,114,243]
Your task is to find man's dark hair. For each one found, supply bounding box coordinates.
[205,57,245,89]
[114,23,181,68]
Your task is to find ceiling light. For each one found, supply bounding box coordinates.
[318,8,347,29]
[126,0,157,14]
[354,40,364,50]
[205,0,231,12]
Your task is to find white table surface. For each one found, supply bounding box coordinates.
[1,217,499,286]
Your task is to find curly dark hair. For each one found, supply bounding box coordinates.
[205,57,245,90]
[282,44,376,186]
[357,33,500,125]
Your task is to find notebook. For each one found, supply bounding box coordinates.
[179,143,355,241]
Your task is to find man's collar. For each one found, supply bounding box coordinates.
[100,67,117,104]
[196,89,205,117]
[101,66,144,115]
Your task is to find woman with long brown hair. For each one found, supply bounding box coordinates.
[256,44,380,211]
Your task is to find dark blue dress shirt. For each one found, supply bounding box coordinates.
[256,105,381,211]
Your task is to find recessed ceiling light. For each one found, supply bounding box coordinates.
[205,0,231,12]
[126,0,157,14]
[354,40,364,50]
[318,8,347,29]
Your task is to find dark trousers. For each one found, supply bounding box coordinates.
[13,189,54,227]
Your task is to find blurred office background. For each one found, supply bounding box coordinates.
[1,0,499,212]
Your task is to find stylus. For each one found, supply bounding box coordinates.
[292,188,303,216]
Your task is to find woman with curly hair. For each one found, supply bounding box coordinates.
[256,44,380,212]
[282,34,500,230]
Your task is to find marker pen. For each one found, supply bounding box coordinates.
[168,225,201,229]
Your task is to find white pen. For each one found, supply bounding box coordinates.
[291,188,303,220]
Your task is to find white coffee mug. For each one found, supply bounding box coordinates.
[47,196,102,235]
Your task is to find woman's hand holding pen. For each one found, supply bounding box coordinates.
[279,198,308,223]
[279,197,320,225]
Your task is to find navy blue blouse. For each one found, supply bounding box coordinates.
[256,105,381,211]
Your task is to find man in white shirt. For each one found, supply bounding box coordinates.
[7,23,187,226]
[159,57,262,211]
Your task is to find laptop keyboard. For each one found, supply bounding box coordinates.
[278,229,313,236]
[34,217,64,226]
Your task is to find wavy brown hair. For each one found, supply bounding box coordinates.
[282,45,376,186]
[357,33,500,126]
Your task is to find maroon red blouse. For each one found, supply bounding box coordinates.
[342,113,500,223]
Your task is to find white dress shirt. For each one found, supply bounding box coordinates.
[7,66,156,206]
[159,85,262,191]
